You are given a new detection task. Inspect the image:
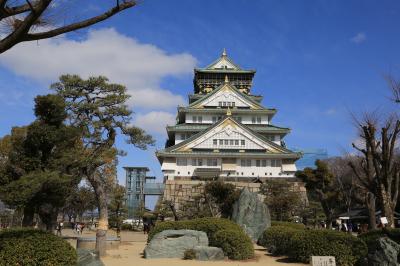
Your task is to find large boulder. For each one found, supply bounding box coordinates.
[77,249,104,266]
[144,230,208,259]
[231,187,271,242]
[367,237,400,266]
[193,246,225,261]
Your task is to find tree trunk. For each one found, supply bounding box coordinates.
[380,190,395,228]
[38,204,58,231]
[91,177,109,257]
[366,193,377,229]
[169,203,179,221]
[326,214,333,229]
[22,206,34,227]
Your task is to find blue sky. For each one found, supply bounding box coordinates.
[1,0,400,207]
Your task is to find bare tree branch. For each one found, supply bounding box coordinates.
[0,1,137,54]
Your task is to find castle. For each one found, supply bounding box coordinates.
[155,50,304,210]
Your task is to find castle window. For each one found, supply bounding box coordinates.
[207,159,217,166]
[213,139,217,145]
[212,116,217,123]
[235,140,239,145]
[262,160,267,167]
[224,140,229,145]
[219,139,223,145]
[232,102,235,107]
[230,140,234,145]
[218,102,222,107]
[246,159,252,167]
[198,116,202,123]
[257,117,261,124]
[193,116,197,123]
[271,159,281,167]
[177,158,187,166]
[252,117,256,123]
[256,160,261,167]
[240,159,246,167]
[241,140,245,146]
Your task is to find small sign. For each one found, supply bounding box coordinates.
[381,217,388,225]
[311,256,336,266]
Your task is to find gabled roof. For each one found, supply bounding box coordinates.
[188,81,265,109]
[158,116,298,155]
[204,49,242,70]
[194,49,255,74]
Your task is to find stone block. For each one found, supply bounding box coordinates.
[193,246,225,261]
[144,230,208,259]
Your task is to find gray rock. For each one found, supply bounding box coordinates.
[231,187,271,242]
[144,230,208,259]
[193,246,225,261]
[77,249,104,266]
[368,237,400,266]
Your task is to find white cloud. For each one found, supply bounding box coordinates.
[0,28,196,109]
[324,108,337,115]
[134,111,176,135]
[350,32,366,44]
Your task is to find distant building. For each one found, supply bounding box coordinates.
[124,167,164,218]
[291,148,328,170]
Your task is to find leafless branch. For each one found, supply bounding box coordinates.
[0,0,137,54]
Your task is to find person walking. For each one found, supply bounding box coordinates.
[56,222,62,236]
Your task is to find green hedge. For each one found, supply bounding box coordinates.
[271,221,305,230]
[0,228,77,266]
[289,230,368,266]
[258,226,301,255]
[213,229,254,260]
[148,217,254,260]
[359,228,400,249]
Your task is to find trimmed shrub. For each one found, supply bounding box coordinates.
[213,229,254,260]
[289,229,368,266]
[183,249,196,260]
[271,221,305,230]
[0,228,77,266]
[258,226,301,255]
[359,228,400,249]
[148,217,254,260]
[121,223,133,231]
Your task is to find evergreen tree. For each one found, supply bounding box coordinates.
[0,94,83,230]
[51,74,154,256]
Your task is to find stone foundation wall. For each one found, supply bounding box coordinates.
[161,179,307,211]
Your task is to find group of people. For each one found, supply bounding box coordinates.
[72,222,85,234]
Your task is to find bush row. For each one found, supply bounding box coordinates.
[359,228,400,248]
[258,225,299,255]
[289,229,367,266]
[148,217,254,260]
[0,228,77,266]
[271,221,305,230]
[259,225,368,266]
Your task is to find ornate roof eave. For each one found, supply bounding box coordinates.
[188,93,263,104]
[166,124,291,134]
[177,107,277,115]
[187,82,266,110]
[194,68,256,74]
[156,151,302,159]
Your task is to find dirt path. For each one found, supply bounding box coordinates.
[100,231,306,266]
